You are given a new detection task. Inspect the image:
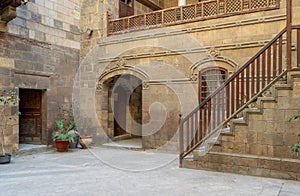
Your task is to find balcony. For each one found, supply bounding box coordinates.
[107,0,280,36]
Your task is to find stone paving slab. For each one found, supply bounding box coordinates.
[0,147,300,196]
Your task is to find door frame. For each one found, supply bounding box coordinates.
[19,88,47,145]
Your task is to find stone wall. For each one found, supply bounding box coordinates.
[7,0,81,49]
[0,31,79,153]
[84,1,290,149]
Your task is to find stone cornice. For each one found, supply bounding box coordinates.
[98,38,287,63]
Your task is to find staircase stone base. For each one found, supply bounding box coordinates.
[183,152,300,180]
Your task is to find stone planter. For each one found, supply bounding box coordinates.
[0,153,11,164]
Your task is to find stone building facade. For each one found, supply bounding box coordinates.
[0,0,300,180]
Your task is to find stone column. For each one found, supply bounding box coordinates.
[178,0,186,6]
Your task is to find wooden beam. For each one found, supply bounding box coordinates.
[135,0,162,11]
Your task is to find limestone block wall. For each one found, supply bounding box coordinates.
[7,0,81,49]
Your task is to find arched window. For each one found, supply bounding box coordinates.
[199,67,228,103]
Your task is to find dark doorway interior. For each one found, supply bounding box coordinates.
[19,89,43,144]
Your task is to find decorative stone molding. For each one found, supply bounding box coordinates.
[142,82,149,90]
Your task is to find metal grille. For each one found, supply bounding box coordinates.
[226,0,241,13]
[251,0,268,9]
[182,5,196,20]
[203,1,218,17]
[164,9,176,24]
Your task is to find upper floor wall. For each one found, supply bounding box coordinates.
[3,0,81,50]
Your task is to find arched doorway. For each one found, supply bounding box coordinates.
[106,74,143,140]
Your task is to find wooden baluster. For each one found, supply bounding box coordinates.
[217,0,219,15]
[298,29,300,68]
[273,42,277,78]
[279,36,283,72]
[226,84,230,118]
[230,81,235,116]
[286,0,292,71]
[267,47,272,83]
[204,105,207,137]
[212,96,216,130]
[251,62,255,96]
[106,11,110,36]
[179,114,183,167]
[208,101,211,133]
[186,117,190,151]
[256,57,260,94]
[217,93,221,126]
[195,110,199,144]
[246,66,250,101]
[162,10,164,25]
[191,114,194,147]
[248,0,251,9]
[262,51,266,88]
[240,0,243,11]
[241,71,245,107]
[221,89,225,124]
[199,108,203,140]
[180,6,183,21]
[201,2,204,17]
[235,75,240,111]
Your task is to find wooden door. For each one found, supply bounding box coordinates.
[19,89,42,144]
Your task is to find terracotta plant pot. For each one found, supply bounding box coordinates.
[55,140,70,152]
[0,153,11,164]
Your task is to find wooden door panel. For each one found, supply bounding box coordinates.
[19,89,42,144]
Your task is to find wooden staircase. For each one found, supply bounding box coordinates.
[179,3,300,179]
[182,71,300,180]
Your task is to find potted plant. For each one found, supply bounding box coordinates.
[0,88,19,164]
[52,119,75,152]
[288,110,300,157]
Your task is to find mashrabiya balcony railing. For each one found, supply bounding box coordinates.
[107,0,280,35]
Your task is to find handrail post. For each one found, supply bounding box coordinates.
[286,0,292,71]
[106,11,110,36]
[179,114,183,167]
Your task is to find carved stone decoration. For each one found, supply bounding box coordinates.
[116,57,127,68]
[96,82,103,92]
[142,82,149,90]
[208,48,220,58]
[190,73,198,81]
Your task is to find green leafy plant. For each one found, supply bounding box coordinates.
[52,119,75,143]
[288,110,300,156]
[0,88,20,155]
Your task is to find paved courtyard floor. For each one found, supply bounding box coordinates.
[1,146,300,196]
